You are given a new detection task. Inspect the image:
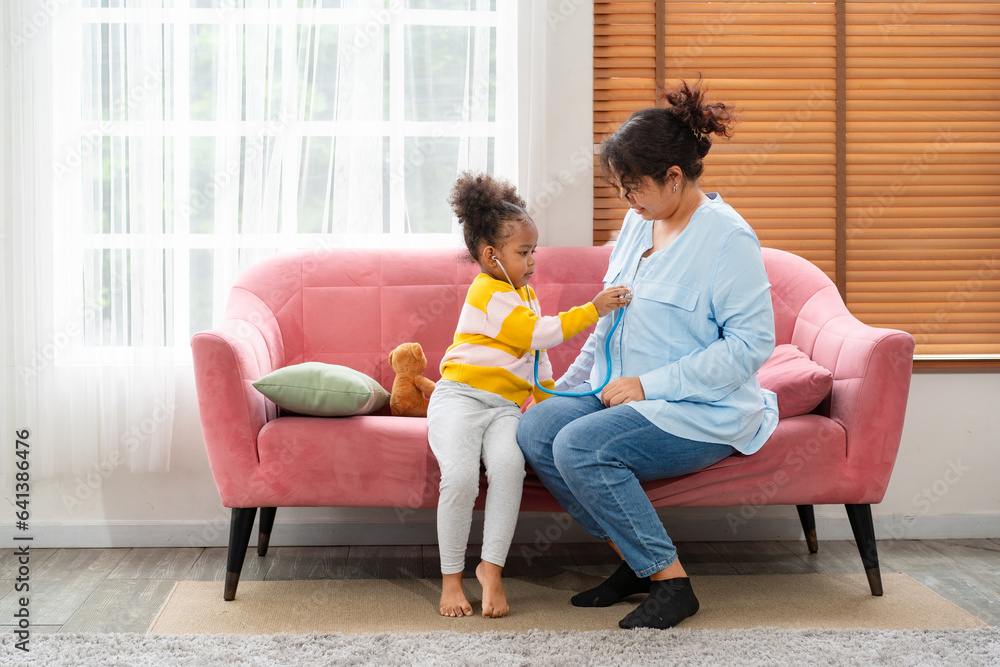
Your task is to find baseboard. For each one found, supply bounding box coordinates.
[5,513,999,549]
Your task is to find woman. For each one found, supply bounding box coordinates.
[517,81,779,630]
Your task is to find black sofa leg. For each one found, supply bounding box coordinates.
[796,504,819,554]
[225,507,258,601]
[257,507,277,557]
[845,503,883,596]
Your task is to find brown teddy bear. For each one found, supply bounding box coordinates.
[388,342,437,417]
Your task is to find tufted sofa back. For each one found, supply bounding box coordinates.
[763,248,849,359]
[224,246,616,393]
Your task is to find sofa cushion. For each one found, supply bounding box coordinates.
[757,344,834,418]
[256,415,439,507]
[253,362,390,417]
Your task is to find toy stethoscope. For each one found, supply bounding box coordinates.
[491,256,628,397]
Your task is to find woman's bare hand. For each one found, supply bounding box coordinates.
[600,377,645,407]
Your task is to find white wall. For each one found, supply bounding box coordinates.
[8,0,1000,548]
[518,0,595,248]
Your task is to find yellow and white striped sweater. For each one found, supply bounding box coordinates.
[440,273,599,407]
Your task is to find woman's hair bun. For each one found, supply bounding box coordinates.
[661,79,735,157]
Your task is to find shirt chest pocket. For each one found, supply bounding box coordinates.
[634,281,699,312]
[629,281,702,348]
[603,266,623,288]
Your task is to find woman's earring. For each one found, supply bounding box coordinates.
[673,182,678,193]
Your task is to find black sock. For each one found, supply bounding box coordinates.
[618,577,700,629]
[571,561,651,608]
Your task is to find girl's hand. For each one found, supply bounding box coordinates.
[592,286,632,317]
[601,377,645,407]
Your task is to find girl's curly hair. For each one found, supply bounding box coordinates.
[449,172,530,263]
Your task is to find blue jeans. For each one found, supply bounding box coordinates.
[517,393,736,577]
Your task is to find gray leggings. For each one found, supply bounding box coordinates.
[426,380,526,575]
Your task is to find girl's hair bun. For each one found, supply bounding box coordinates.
[449,172,528,262]
[450,172,525,229]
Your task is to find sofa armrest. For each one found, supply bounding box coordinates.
[809,311,915,501]
[192,314,282,507]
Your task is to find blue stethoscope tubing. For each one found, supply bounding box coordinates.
[491,256,626,398]
[533,306,624,397]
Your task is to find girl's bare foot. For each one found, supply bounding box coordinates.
[476,560,510,618]
[439,572,473,617]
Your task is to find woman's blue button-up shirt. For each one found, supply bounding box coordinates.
[558,193,779,455]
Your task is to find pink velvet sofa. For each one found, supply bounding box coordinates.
[191,246,915,600]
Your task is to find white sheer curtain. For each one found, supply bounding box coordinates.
[328,0,385,234]
[209,0,288,322]
[2,0,518,478]
[2,0,176,476]
[518,0,548,228]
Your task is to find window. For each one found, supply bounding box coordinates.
[593,0,1000,360]
[56,0,514,348]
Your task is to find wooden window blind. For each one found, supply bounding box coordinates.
[593,0,1000,360]
[594,1,660,241]
[844,0,1000,357]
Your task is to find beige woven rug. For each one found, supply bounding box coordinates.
[148,572,984,635]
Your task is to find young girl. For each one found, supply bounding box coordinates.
[427,172,630,618]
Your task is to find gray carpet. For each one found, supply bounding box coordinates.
[3,628,999,666]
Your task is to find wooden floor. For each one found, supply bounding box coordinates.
[1,539,997,634]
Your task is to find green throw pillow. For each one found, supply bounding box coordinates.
[253,362,390,417]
